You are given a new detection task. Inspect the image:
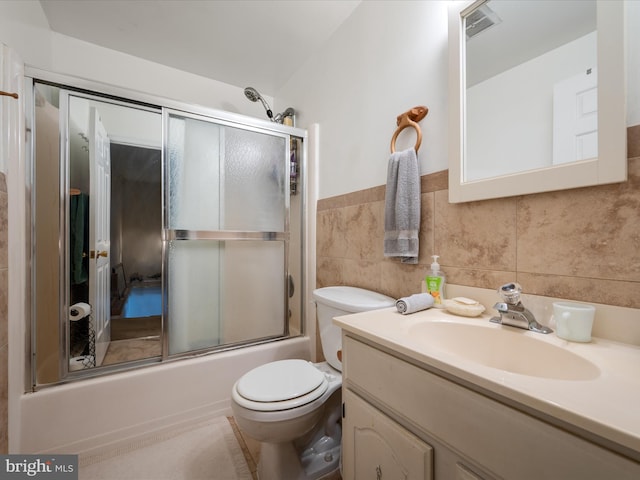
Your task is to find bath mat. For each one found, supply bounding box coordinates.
[79,416,252,480]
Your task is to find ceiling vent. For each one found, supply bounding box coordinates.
[466,4,502,40]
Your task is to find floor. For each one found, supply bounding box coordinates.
[79,416,252,480]
[102,316,162,365]
[110,316,161,340]
[102,336,161,365]
[228,417,343,480]
[78,416,341,480]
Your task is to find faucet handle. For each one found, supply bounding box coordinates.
[493,302,509,313]
[498,282,522,305]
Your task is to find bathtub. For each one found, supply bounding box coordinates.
[20,336,311,454]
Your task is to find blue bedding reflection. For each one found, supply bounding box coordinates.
[122,285,162,318]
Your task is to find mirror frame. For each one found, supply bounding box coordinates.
[448,0,626,203]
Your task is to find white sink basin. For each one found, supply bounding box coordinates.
[334,306,640,457]
[408,321,600,380]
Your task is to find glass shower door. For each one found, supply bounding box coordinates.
[165,111,289,356]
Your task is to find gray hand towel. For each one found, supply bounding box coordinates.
[396,293,434,314]
[384,148,421,264]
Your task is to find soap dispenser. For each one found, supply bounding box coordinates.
[426,255,446,308]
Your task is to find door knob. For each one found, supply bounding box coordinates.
[97,250,108,258]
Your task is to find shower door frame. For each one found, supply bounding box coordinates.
[162,107,293,359]
[25,68,308,389]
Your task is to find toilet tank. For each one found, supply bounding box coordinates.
[312,286,395,372]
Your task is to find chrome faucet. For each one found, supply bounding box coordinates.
[490,283,553,334]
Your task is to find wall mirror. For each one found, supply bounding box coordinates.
[448,0,626,203]
[28,72,305,387]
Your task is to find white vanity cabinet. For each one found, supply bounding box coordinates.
[341,334,640,480]
[342,389,434,479]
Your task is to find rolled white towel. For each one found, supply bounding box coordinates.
[396,293,434,315]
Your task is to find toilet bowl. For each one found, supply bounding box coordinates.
[231,286,395,480]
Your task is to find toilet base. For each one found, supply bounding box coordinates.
[257,438,340,480]
[256,391,342,480]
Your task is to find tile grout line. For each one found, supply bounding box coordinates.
[226,416,258,480]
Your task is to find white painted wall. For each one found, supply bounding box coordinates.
[276,0,640,200]
[0,1,273,118]
[275,1,450,200]
[0,45,23,173]
[2,43,26,458]
[627,0,640,127]
[0,1,52,72]
[49,33,270,116]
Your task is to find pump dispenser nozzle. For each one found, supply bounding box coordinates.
[430,255,440,271]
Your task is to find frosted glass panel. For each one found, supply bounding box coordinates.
[223,127,286,231]
[167,115,221,231]
[221,241,286,343]
[168,241,221,354]
[168,113,287,232]
[168,240,285,354]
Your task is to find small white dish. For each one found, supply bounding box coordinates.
[444,297,486,317]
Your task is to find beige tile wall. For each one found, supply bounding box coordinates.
[317,126,640,310]
[1,172,8,453]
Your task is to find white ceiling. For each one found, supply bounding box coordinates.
[39,0,361,96]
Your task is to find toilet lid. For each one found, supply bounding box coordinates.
[237,359,326,403]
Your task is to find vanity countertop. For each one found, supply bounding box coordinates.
[334,307,640,460]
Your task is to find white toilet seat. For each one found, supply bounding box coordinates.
[233,359,330,412]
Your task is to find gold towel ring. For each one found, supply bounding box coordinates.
[390,106,428,153]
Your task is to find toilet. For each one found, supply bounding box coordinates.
[231,286,396,480]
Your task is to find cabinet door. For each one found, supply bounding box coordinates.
[343,389,433,480]
[455,462,485,480]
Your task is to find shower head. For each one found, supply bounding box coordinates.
[243,87,261,103]
[244,87,273,120]
[273,107,295,125]
[244,87,296,125]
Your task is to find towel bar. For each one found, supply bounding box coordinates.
[390,105,428,153]
[0,90,19,99]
